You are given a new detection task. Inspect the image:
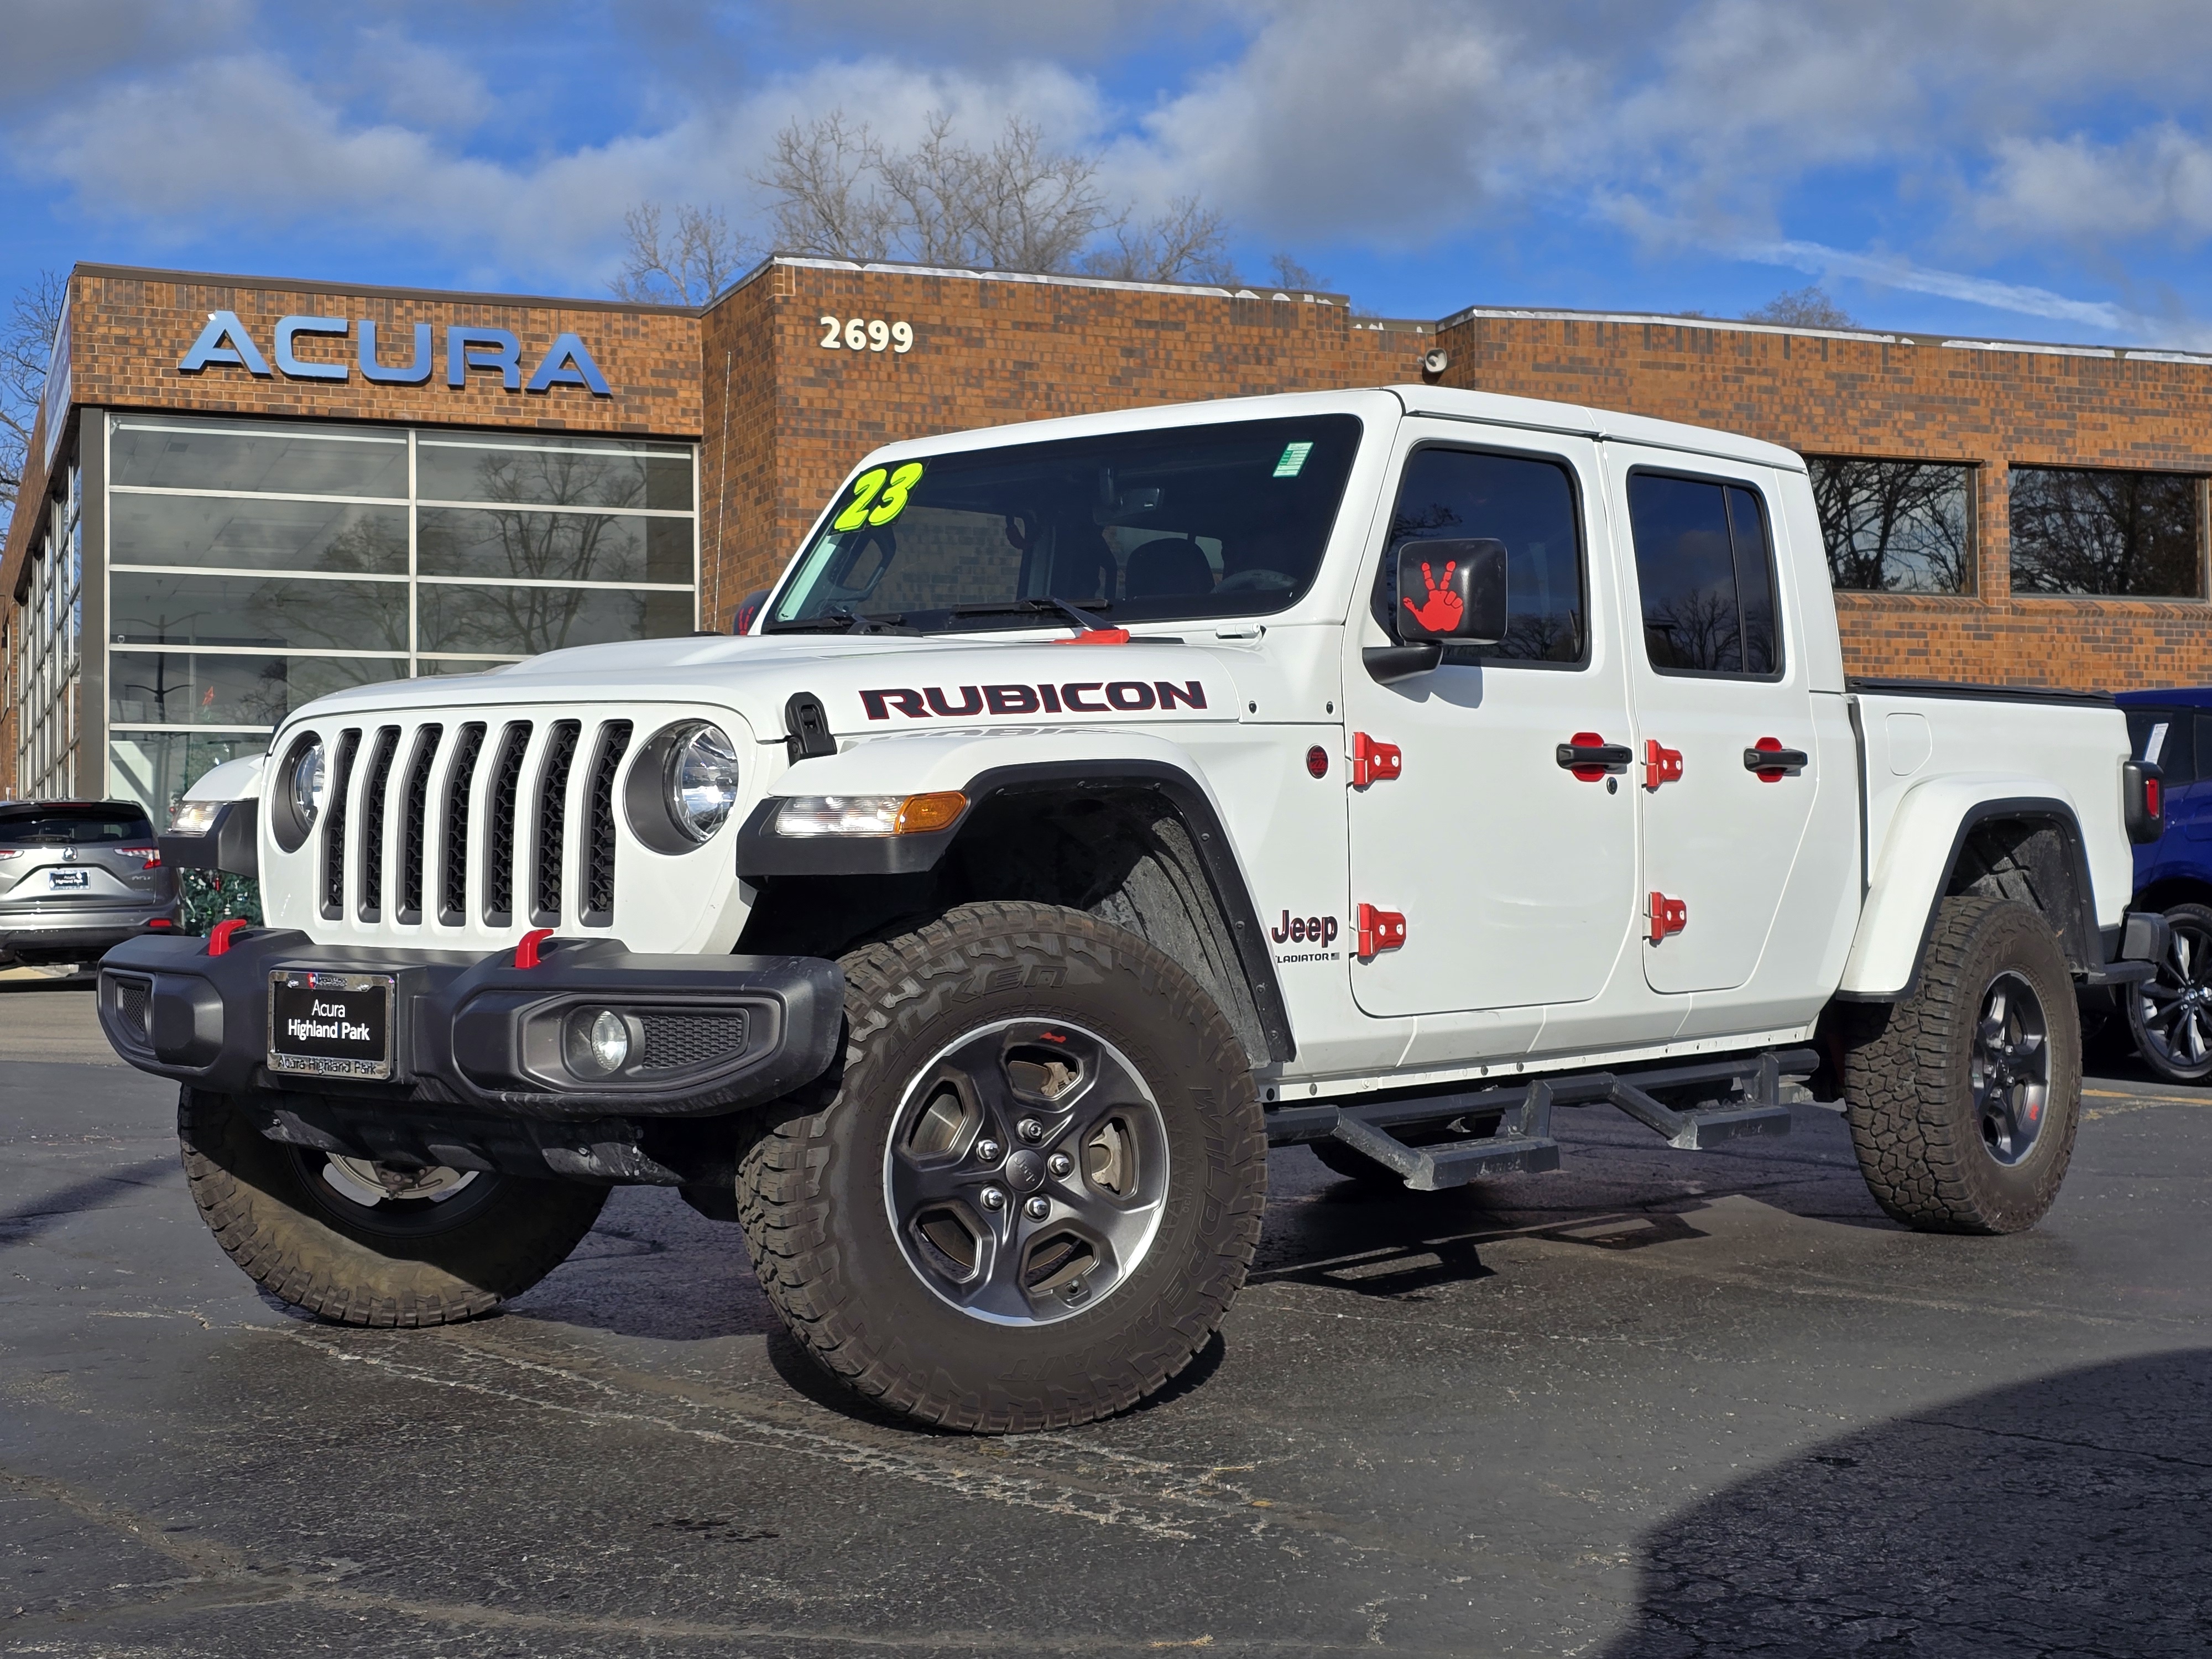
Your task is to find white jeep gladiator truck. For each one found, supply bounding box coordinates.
[109,386,2167,1432]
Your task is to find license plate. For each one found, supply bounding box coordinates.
[268,971,395,1080]
[49,869,88,889]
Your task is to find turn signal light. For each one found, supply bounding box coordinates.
[774,792,969,837]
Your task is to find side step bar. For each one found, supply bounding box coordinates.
[1266,1047,1818,1191]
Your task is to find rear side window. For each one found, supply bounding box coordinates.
[0,806,156,844]
[2125,709,2199,788]
[1372,447,1587,665]
[1627,472,1782,677]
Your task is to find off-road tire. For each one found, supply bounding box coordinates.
[737,901,1266,1432]
[179,1087,608,1325]
[1841,895,2081,1234]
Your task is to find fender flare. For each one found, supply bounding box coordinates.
[734,742,1294,1062]
[1838,786,2101,1001]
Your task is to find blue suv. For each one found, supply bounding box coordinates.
[2117,688,2212,1080]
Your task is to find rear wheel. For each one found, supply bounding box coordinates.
[738,901,1265,1432]
[2124,901,2212,1084]
[179,1087,607,1326]
[1842,895,2081,1234]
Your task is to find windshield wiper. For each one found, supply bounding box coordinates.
[948,597,1115,635]
[764,606,917,636]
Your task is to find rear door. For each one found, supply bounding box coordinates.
[1606,453,1820,998]
[0,805,161,909]
[1342,424,1640,1017]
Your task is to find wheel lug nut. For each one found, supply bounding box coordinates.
[1018,1118,1045,1142]
[980,1186,1006,1211]
[1024,1196,1050,1219]
[1047,1152,1073,1178]
[974,1138,1001,1164]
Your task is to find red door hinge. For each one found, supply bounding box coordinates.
[1355,903,1407,960]
[1647,893,1688,944]
[1352,732,1402,787]
[1643,739,1684,790]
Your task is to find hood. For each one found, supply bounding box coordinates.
[287,630,1256,746]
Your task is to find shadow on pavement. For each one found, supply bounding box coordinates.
[1600,1348,2212,1658]
[0,1156,180,1248]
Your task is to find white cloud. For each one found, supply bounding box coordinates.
[1974,126,2212,244]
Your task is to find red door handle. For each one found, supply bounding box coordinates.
[1744,737,1809,780]
[1556,733,1633,781]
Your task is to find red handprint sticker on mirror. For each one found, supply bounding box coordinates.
[1404,561,1463,634]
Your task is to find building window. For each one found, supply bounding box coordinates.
[15,461,82,799]
[1808,457,1974,594]
[2008,466,2206,599]
[103,413,697,816]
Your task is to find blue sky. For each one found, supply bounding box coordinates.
[7,0,2212,347]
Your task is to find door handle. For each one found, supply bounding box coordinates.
[1556,734,1633,781]
[1744,737,1809,780]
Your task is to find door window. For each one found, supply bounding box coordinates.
[1626,473,1781,677]
[1372,448,1587,666]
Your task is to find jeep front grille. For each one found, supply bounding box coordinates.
[307,712,654,943]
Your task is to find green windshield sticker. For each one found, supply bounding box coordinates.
[830,461,925,532]
[1273,441,1313,478]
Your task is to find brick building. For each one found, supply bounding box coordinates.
[7,257,2210,812]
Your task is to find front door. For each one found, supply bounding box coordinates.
[1608,453,1820,997]
[1343,427,1639,1018]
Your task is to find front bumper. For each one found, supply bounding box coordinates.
[96,929,843,1120]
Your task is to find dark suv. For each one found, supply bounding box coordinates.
[0,801,179,968]
[2116,690,2212,1080]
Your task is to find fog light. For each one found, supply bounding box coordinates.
[568,1008,632,1078]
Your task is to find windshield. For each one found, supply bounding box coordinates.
[0,805,155,844]
[768,415,1363,633]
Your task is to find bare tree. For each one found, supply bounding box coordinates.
[610,204,754,306]
[1265,252,1328,292]
[1084,196,1237,285]
[2,271,67,515]
[1744,285,1859,329]
[1810,457,1973,593]
[759,111,897,263]
[752,110,1234,283]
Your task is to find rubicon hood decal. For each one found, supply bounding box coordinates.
[862,677,1209,722]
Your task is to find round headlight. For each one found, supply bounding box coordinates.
[664,723,740,843]
[289,739,328,829]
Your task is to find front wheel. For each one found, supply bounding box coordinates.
[2124,901,2212,1084]
[738,901,1266,1432]
[179,1088,608,1326]
[1841,895,2082,1234]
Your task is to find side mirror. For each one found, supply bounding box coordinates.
[1394,539,1507,644]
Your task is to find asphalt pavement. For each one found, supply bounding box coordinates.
[4,983,2208,1656]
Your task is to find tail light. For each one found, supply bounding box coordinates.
[119,845,160,868]
[2124,759,2165,844]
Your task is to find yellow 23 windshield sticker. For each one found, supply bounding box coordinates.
[831,461,925,532]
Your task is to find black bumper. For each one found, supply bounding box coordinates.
[96,930,843,1120]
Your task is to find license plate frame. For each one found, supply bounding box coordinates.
[267,970,395,1081]
[48,868,89,889]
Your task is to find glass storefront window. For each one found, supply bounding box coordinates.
[109,494,409,574]
[108,651,406,727]
[417,583,692,656]
[102,414,697,815]
[418,507,692,585]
